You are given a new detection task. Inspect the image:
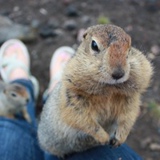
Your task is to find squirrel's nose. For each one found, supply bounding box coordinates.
[112,69,124,80]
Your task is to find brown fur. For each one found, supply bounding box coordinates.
[62,24,153,145]
[38,24,153,157]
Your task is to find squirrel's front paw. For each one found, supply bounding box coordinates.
[109,137,121,148]
[94,130,110,145]
[109,131,127,148]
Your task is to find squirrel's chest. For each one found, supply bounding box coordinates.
[89,95,127,122]
[64,90,126,120]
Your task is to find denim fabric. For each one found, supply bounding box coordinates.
[0,79,142,160]
[0,118,44,160]
[45,144,142,160]
[66,144,142,160]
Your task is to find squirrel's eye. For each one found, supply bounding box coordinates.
[91,40,99,52]
[11,93,17,97]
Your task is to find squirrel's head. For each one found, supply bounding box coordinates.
[4,83,29,107]
[74,25,131,82]
[65,24,132,94]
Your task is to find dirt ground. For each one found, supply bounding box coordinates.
[0,0,160,159]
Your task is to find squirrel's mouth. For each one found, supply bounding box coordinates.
[108,79,127,85]
[98,73,129,85]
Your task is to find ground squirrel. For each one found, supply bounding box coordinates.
[0,81,31,122]
[38,24,153,157]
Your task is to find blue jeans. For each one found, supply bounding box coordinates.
[0,79,142,160]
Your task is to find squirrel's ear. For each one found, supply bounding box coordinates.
[83,30,88,39]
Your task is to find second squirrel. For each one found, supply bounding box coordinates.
[0,81,31,122]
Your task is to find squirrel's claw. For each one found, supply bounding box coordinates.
[109,137,121,148]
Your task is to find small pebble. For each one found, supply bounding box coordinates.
[0,15,37,43]
[145,0,160,12]
[148,53,155,60]
[140,137,152,148]
[13,6,20,12]
[149,143,160,151]
[64,20,77,31]
[151,45,160,55]
[39,8,48,15]
[39,26,56,38]
[65,5,79,17]
[48,18,60,29]
[125,25,133,32]
[54,29,64,37]
[81,16,90,24]
[31,19,40,29]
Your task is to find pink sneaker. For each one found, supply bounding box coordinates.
[0,39,39,99]
[43,46,75,98]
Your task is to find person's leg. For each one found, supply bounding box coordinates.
[0,39,44,160]
[66,144,142,160]
[44,46,142,160]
